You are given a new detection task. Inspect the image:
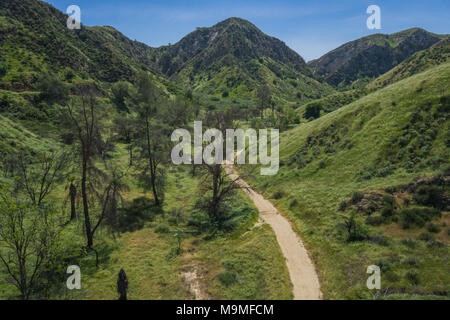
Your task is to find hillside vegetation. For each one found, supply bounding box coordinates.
[308,28,446,87]
[246,63,450,299]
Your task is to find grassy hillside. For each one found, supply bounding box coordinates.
[297,40,450,121]
[245,63,450,299]
[308,28,446,87]
[368,39,450,92]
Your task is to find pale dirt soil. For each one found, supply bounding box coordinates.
[224,164,323,300]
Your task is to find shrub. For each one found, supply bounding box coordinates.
[381,205,394,218]
[273,191,284,199]
[384,186,397,194]
[36,72,68,103]
[401,239,418,249]
[338,201,347,212]
[155,223,170,233]
[318,160,326,169]
[345,212,369,242]
[303,102,322,120]
[365,216,384,226]
[404,257,419,266]
[417,232,435,241]
[413,185,448,210]
[375,260,391,272]
[426,222,441,233]
[289,199,298,208]
[399,207,441,229]
[405,271,420,285]
[217,271,237,287]
[382,195,395,206]
[368,234,389,246]
[118,197,160,232]
[350,191,364,204]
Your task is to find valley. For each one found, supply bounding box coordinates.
[0,0,449,301]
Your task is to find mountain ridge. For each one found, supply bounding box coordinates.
[308,28,448,87]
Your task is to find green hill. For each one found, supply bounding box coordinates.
[153,17,334,106]
[368,39,450,91]
[308,28,446,87]
[0,0,160,89]
[246,62,450,299]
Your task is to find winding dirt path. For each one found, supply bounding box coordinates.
[224,164,322,300]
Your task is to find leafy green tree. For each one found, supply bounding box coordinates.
[36,72,68,103]
[111,81,130,111]
[304,102,322,120]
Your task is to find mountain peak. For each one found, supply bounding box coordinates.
[157,17,309,77]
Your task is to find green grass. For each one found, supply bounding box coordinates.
[245,62,450,299]
[21,162,292,300]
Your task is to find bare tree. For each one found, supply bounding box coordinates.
[0,185,61,300]
[15,151,68,206]
[196,111,248,224]
[63,94,106,248]
[132,72,167,206]
[256,84,272,118]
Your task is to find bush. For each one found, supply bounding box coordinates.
[417,232,435,241]
[405,271,420,285]
[365,216,384,226]
[375,260,391,272]
[303,102,322,120]
[289,199,298,208]
[413,185,448,210]
[399,207,441,229]
[403,257,419,267]
[381,205,394,218]
[118,197,160,232]
[338,201,347,211]
[273,191,284,199]
[401,239,418,249]
[345,212,369,242]
[368,234,389,246]
[350,191,364,204]
[426,222,441,233]
[36,72,68,103]
[217,271,237,287]
[155,223,170,233]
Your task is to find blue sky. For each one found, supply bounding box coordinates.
[45,0,450,61]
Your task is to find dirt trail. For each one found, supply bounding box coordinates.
[224,164,322,300]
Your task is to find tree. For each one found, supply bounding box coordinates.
[113,112,137,167]
[15,151,68,206]
[36,71,68,103]
[0,185,61,300]
[256,84,272,118]
[131,72,167,206]
[69,182,77,221]
[111,81,130,111]
[304,102,322,120]
[63,94,106,248]
[196,111,246,225]
[103,166,129,239]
